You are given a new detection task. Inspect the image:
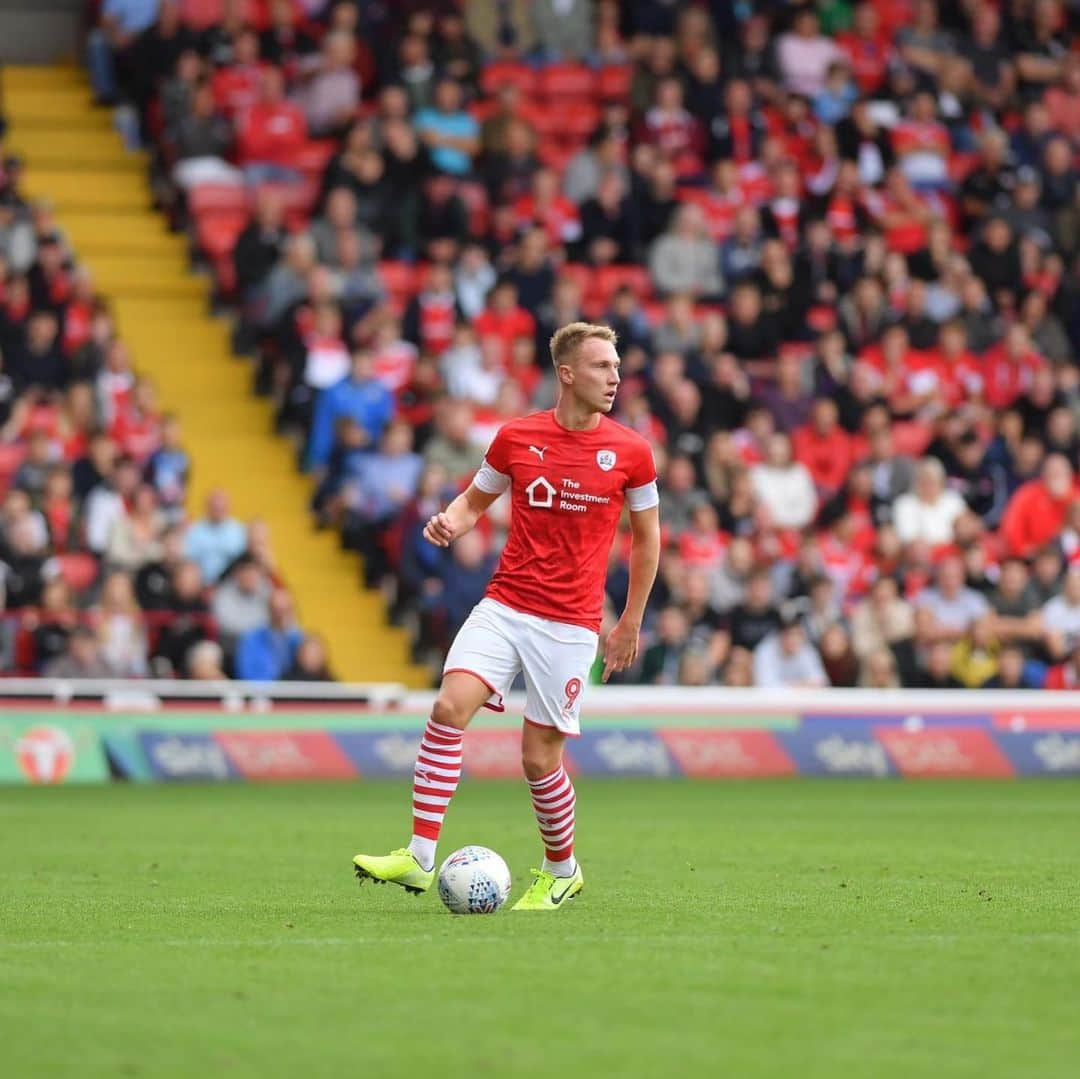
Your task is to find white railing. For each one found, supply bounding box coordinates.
[0,678,408,709]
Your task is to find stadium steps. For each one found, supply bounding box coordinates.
[1,64,430,686]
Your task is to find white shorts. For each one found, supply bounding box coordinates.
[443,598,599,736]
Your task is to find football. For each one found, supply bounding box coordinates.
[437,846,513,914]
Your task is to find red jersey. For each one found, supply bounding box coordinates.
[476,410,658,631]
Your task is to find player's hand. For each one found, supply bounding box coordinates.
[423,512,456,547]
[602,616,640,682]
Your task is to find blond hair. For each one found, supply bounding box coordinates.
[549,321,618,370]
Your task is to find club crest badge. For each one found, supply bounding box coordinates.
[596,449,616,471]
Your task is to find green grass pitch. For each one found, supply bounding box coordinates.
[2,780,1077,1078]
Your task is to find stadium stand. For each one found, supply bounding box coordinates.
[15,0,1080,690]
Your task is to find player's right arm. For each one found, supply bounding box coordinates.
[423,483,501,547]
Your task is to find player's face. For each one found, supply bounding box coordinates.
[567,338,621,413]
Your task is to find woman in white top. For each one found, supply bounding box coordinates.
[893,457,966,545]
[750,433,818,530]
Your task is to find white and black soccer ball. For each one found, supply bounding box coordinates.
[437,846,512,914]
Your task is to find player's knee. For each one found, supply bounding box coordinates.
[521,747,559,781]
[431,694,470,730]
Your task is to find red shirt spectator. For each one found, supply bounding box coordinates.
[513,170,582,247]
[1000,455,1078,558]
[793,400,854,493]
[236,68,307,167]
[979,327,1045,409]
[836,5,893,94]
[473,280,535,371]
[638,77,705,177]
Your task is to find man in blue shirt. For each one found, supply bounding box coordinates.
[88,0,160,103]
[235,588,304,681]
[184,489,248,584]
[306,349,394,473]
[413,79,480,177]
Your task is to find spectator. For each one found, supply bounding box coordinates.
[532,0,594,61]
[1044,640,1080,690]
[777,9,843,98]
[234,588,303,681]
[146,556,207,675]
[306,349,394,474]
[893,458,967,546]
[793,398,854,496]
[184,488,247,584]
[84,454,141,556]
[639,605,692,685]
[860,646,901,689]
[41,625,113,679]
[105,483,165,572]
[282,633,335,681]
[186,639,227,681]
[170,80,240,190]
[235,67,307,185]
[753,614,828,688]
[1000,454,1076,557]
[211,555,271,653]
[915,556,991,643]
[414,78,479,178]
[298,31,360,139]
[1041,566,1080,661]
[729,570,781,653]
[423,529,496,646]
[648,203,722,299]
[914,639,965,689]
[93,570,148,676]
[750,433,818,531]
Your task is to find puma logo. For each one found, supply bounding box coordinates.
[528,445,547,462]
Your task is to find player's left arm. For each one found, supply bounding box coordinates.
[603,498,660,682]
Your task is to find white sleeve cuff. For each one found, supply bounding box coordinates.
[473,459,510,494]
[626,480,659,511]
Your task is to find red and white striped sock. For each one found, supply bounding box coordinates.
[528,765,577,877]
[407,718,464,871]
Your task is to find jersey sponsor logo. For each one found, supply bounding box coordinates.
[526,475,556,507]
[528,444,547,462]
[596,449,616,471]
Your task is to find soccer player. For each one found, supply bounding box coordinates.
[353,322,661,909]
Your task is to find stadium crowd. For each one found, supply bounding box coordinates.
[81,0,1080,689]
[0,116,333,680]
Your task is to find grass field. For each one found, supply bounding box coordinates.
[2,780,1078,1078]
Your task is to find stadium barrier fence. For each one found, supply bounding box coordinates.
[2,682,1079,784]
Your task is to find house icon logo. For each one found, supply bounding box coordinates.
[525,476,556,508]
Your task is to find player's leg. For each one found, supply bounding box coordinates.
[353,600,520,894]
[510,618,596,911]
[405,671,492,870]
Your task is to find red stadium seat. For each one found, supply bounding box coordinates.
[596,65,633,102]
[560,263,594,297]
[591,264,653,306]
[378,261,418,306]
[538,64,596,103]
[457,182,491,237]
[291,140,338,179]
[188,183,248,220]
[536,139,578,173]
[180,0,224,31]
[181,0,262,31]
[558,102,601,142]
[56,553,100,593]
[892,421,933,457]
[196,212,250,260]
[480,62,537,98]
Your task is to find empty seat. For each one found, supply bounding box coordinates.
[538,64,596,103]
[480,62,537,98]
